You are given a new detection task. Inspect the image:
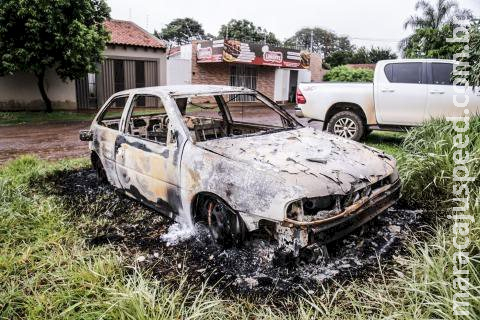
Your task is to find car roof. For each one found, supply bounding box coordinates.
[113,85,256,97]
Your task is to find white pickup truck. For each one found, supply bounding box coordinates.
[296,59,480,141]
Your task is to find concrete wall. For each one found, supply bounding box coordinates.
[0,45,167,111]
[0,68,77,111]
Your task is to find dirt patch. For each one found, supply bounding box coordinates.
[36,168,426,298]
[0,108,316,165]
[0,121,91,164]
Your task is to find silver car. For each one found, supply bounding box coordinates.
[80,85,401,255]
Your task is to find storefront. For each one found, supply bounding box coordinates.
[167,40,322,103]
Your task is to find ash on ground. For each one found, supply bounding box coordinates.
[39,168,425,296]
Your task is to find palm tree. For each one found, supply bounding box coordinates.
[400,0,473,53]
[403,0,473,30]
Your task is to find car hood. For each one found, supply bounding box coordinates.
[197,127,396,197]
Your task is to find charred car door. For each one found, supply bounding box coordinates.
[114,93,185,216]
[93,94,130,188]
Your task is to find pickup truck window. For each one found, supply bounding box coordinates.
[384,63,422,84]
[431,63,453,85]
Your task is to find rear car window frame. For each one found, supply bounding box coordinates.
[384,62,425,84]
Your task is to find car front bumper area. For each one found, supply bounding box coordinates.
[276,179,401,252]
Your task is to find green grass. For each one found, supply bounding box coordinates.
[0,111,94,126]
[1,118,479,319]
[0,109,170,126]
[365,131,406,158]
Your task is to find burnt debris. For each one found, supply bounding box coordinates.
[36,168,425,297]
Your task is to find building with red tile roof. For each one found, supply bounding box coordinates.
[104,20,166,49]
[0,19,167,111]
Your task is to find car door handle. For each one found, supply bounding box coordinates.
[381,89,395,93]
[430,90,445,94]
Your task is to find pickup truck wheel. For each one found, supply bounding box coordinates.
[200,197,246,247]
[327,111,365,141]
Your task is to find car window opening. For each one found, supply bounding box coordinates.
[175,93,299,142]
[126,94,169,144]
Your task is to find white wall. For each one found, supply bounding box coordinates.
[274,69,311,102]
[167,59,192,85]
[298,69,312,83]
[0,68,76,111]
[274,69,290,102]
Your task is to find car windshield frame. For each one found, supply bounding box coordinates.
[169,90,302,143]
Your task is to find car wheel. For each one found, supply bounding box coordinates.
[200,197,246,247]
[326,111,365,141]
[91,154,108,184]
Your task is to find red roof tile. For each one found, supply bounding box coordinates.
[104,19,166,49]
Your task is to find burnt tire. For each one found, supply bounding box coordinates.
[91,154,108,184]
[326,111,365,141]
[198,197,246,247]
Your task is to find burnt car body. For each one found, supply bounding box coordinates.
[80,85,401,254]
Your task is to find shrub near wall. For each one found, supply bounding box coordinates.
[323,65,374,82]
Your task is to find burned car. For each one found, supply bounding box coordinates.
[80,85,401,255]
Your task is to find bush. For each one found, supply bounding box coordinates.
[398,116,480,209]
[323,66,374,82]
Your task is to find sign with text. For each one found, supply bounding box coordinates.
[196,40,310,69]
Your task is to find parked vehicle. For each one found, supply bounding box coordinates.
[80,85,401,255]
[297,59,480,141]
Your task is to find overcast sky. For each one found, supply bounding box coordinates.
[107,0,480,53]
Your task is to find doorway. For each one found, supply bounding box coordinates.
[288,70,298,103]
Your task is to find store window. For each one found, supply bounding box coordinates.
[229,65,257,102]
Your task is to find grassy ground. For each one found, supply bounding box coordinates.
[0,111,94,126]
[364,131,405,158]
[0,106,208,126]
[0,119,479,319]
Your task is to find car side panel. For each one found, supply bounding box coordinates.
[179,142,303,230]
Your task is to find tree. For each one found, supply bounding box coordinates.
[0,0,110,112]
[350,47,370,64]
[403,24,464,58]
[323,50,353,68]
[401,0,473,54]
[155,18,206,45]
[218,19,280,45]
[284,27,353,56]
[368,47,398,62]
[404,0,473,30]
[324,46,397,67]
